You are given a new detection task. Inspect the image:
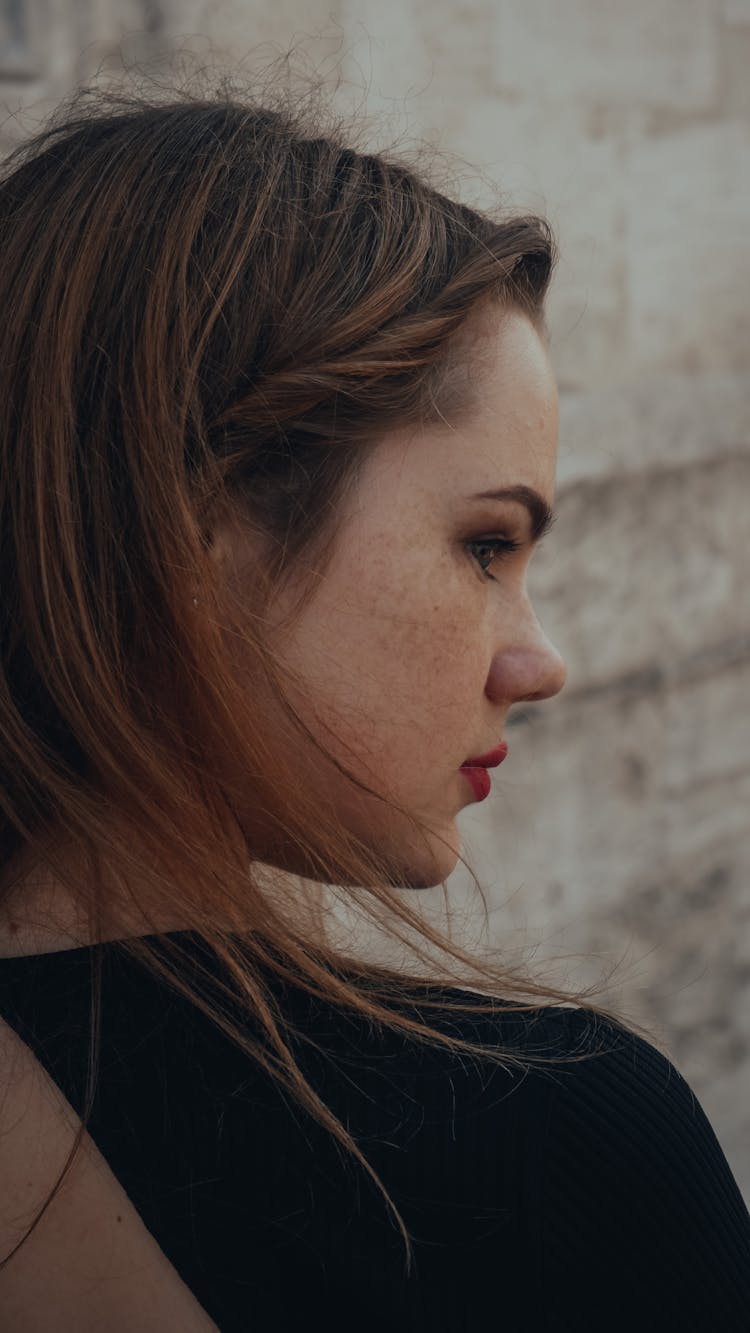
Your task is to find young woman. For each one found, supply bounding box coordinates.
[0,75,748,1331]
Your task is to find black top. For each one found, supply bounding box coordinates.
[1,931,749,1331]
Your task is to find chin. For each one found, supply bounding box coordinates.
[385,822,463,890]
[248,807,462,892]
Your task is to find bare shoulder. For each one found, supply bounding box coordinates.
[0,1015,220,1332]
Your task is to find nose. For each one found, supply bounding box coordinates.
[485,611,568,705]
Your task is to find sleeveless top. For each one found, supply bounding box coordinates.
[1,930,749,1331]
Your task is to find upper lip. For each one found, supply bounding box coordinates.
[461,742,508,768]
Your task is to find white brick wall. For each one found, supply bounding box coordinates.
[625,119,750,376]
[492,0,720,111]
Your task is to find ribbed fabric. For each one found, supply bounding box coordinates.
[1,931,749,1331]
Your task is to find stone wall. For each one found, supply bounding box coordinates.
[2,2,749,1201]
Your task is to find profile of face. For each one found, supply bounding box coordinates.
[0,305,565,956]
[215,305,568,891]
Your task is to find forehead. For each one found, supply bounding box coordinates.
[393,308,558,486]
[348,306,559,527]
[443,304,558,423]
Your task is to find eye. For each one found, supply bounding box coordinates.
[466,536,524,581]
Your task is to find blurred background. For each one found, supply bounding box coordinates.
[2,1,749,1200]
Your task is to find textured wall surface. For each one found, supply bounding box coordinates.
[2,2,749,1201]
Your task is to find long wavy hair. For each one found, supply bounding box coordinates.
[0,65,656,1276]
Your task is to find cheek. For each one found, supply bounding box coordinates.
[278,554,487,789]
[361,560,471,683]
[341,572,484,760]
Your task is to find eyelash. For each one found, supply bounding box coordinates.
[467,536,524,581]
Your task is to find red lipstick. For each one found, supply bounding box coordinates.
[461,743,508,768]
[459,742,508,802]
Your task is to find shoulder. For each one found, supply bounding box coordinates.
[514,1002,739,1188]
[526,1004,750,1327]
[532,1002,721,1142]
[0,1014,219,1332]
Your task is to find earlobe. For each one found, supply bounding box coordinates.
[201,517,239,571]
[205,509,267,568]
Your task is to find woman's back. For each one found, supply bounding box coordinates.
[1,932,749,1332]
[0,1002,219,1331]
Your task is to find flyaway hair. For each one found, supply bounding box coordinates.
[0,61,655,1276]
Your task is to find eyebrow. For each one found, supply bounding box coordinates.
[468,484,557,544]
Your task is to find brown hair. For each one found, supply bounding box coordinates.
[0,62,655,1277]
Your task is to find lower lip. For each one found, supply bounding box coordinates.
[459,766,492,801]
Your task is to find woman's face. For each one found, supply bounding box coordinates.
[220,305,567,889]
